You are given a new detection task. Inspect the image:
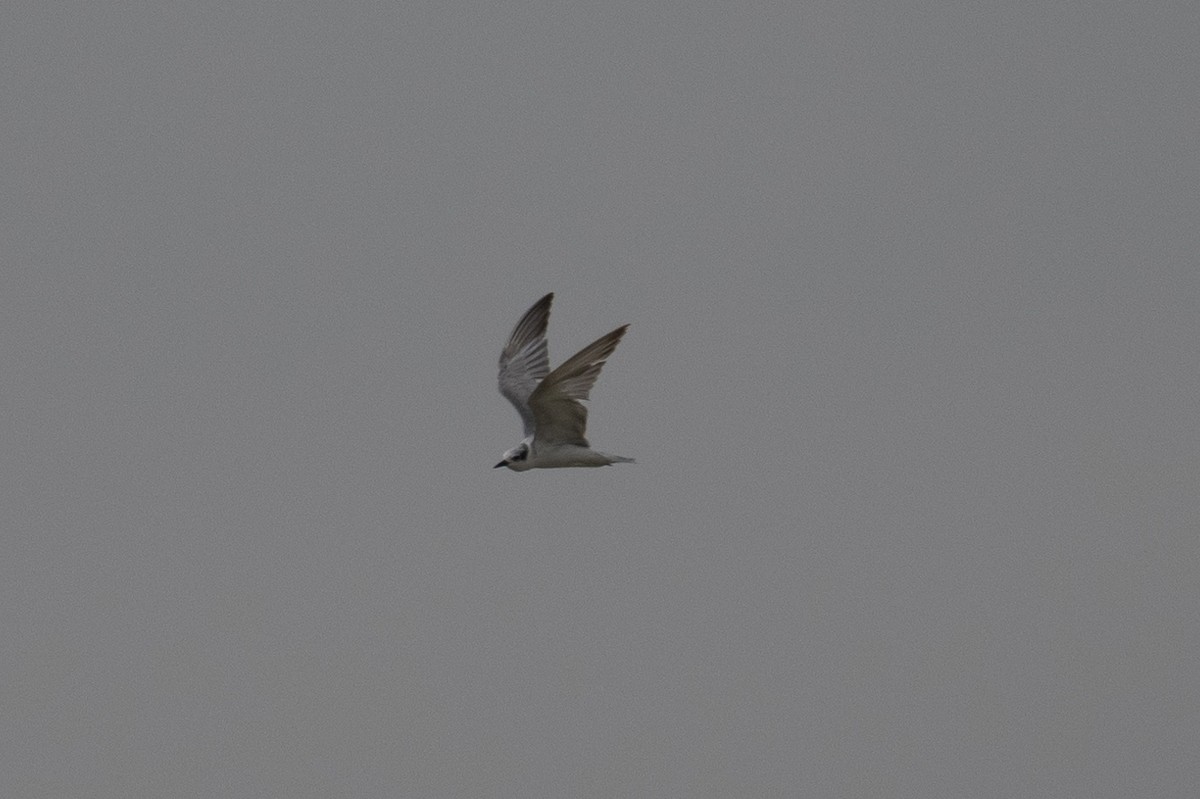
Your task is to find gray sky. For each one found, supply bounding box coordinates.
[3,3,1198,797]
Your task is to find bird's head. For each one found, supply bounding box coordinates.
[494,440,531,470]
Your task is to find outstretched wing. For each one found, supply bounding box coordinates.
[498,293,553,436]
[527,324,628,448]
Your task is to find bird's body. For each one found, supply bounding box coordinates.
[499,439,633,472]
[495,293,634,471]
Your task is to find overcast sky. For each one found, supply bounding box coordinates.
[3,4,1198,797]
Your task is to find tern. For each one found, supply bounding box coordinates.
[495,293,634,471]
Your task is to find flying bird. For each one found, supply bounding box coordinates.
[495,293,634,471]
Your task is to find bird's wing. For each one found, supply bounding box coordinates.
[498,293,553,436]
[527,324,628,448]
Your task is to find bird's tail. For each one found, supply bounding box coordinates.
[606,454,636,465]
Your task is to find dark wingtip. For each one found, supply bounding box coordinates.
[494,460,507,469]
